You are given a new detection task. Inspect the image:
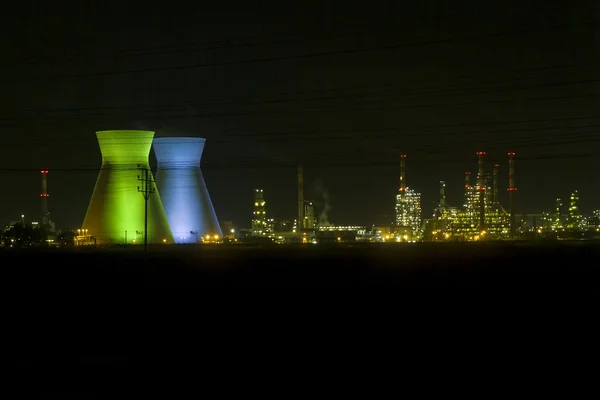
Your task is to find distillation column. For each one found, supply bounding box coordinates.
[492,163,499,208]
[477,152,486,231]
[464,171,471,207]
[399,154,406,194]
[298,164,304,230]
[40,169,50,225]
[508,152,516,237]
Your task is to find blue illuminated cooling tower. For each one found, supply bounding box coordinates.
[153,137,222,243]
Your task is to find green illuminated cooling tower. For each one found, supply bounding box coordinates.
[82,130,174,245]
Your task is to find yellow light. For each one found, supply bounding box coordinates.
[162,239,167,243]
[214,235,220,240]
[402,235,408,241]
[205,235,210,240]
[444,233,450,239]
[230,229,235,233]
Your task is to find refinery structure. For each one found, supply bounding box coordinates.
[426,152,512,241]
[243,151,598,245]
[2,135,599,247]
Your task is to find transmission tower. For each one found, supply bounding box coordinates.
[137,165,156,253]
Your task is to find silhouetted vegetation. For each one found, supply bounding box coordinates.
[56,230,76,246]
[1,223,47,247]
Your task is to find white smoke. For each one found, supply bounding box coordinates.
[131,120,153,131]
[313,179,331,226]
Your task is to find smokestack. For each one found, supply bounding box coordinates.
[439,181,446,209]
[508,152,516,237]
[492,164,499,206]
[40,169,49,225]
[399,154,406,193]
[298,164,304,230]
[476,152,486,231]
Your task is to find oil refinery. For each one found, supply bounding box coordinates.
[2,135,598,248]
[237,150,598,245]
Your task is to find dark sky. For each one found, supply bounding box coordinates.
[1,1,598,229]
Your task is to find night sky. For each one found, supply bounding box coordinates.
[1,2,598,230]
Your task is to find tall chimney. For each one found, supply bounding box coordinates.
[439,181,446,209]
[40,169,49,225]
[399,154,406,193]
[298,164,304,230]
[476,152,486,231]
[492,163,499,206]
[508,152,516,237]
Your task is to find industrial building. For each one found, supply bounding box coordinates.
[153,137,221,243]
[426,152,512,241]
[593,210,600,231]
[82,130,173,245]
[251,189,271,237]
[539,190,590,234]
[394,154,422,241]
[240,153,595,245]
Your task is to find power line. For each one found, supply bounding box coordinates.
[2,117,599,149]
[0,151,594,174]
[11,22,597,81]
[2,119,599,161]
[2,91,597,128]
[5,71,599,120]
[2,4,566,66]
[0,25,413,67]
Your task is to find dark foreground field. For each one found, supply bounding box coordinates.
[9,242,599,395]
[3,241,599,289]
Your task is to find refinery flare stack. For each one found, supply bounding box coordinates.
[153,137,222,243]
[82,130,173,245]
